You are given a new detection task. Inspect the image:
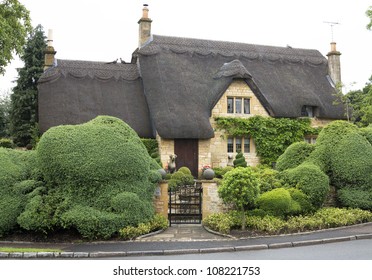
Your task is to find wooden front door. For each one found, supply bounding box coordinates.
[174,139,199,178]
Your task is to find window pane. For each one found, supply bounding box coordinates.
[244,137,250,153]
[227,138,234,153]
[244,99,250,114]
[235,138,242,153]
[227,98,234,113]
[235,98,242,114]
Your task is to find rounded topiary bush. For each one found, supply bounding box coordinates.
[331,132,372,188]
[256,188,293,217]
[26,116,159,239]
[37,116,151,186]
[276,141,315,171]
[281,163,329,209]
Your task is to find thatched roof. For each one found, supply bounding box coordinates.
[38,35,345,139]
[138,35,345,139]
[38,59,154,138]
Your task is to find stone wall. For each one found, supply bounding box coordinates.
[202,180,230,219]
[209,79,267,167]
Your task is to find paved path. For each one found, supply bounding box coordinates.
[137,224,229,241]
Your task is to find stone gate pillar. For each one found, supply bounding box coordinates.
[153,181,168,219]
[202,180,228,220]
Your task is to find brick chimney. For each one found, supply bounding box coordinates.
[326,42,341,85]
[44,29,57,71]
[138,4,152,48]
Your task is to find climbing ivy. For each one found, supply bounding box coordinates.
[215,116,320,165]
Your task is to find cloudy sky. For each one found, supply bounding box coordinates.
[0,0,371,96]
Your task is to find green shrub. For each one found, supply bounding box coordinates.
[306,121,359,173]
[214,166,234,178]
[119,214,168,240]
[281,163,329,209]
[178,167,192,175]
[331,132,372,188]
[203,213,236,234]
[203,208,372,235]
[0,138,15,148]
[218,167,260,229]
[360,126,372,145]
[0,149,38,236]
[110,192,154,225]
[252,166,284,193]
[338,188,372,210]
[168,168,194,190]
[233,152,247,168]
[287,188,313,214]
[30,116,157,239]
[0,195,24,237]
[61,206,126,240]
[256,188,293,217]
[276,141,315,171]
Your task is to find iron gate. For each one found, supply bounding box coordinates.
[168,184,202,225]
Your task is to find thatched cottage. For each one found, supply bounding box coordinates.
[38,5,345,177]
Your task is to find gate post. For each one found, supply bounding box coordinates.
[202,180,228,220]
[153,180,168,219]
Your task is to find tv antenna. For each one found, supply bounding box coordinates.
[324,21,340,41]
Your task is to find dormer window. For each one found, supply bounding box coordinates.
[227,97,250,114]
[301,105,316,118]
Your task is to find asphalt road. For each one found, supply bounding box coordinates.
[117,239,372,260]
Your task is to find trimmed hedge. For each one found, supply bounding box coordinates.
[256,188,294,217]
[281,163,329,209]
[0,148,39,236]
[18,116,159,239]
[331,132,372,188]
[276,141,315,171]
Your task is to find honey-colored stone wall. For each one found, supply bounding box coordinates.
[202,181,230,219]
[153,181,169,219]
[209,79,267,167]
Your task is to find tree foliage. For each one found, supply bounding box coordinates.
[0,92,11,137]
[9,25,46,147]
[367,6,372,30]
[345,78,372,127]
[218,167,260,229]
[0,0,32,74]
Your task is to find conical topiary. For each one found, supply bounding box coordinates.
[233,152,247,168]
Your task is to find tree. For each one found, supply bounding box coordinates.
[9,24,46,147]
[0,90,11,137]
[345,77,372,127]
[367,6,372,30]
[218,167,260,230]
[0,0,32,75]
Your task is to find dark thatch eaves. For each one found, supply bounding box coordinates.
[38,59,155,138]
[138,35,346,139]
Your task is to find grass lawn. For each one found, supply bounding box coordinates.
[0,247,62,253]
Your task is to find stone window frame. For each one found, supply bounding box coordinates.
[227,97,251,114]
[304,135,317,144]
[227,136,251,153]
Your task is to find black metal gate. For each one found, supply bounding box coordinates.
[168,184,202,225]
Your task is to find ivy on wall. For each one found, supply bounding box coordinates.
[215,116,320,165]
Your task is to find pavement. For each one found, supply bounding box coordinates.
[1,223,372,259]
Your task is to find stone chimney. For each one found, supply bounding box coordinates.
[326,42,341,85]
[44,29,57,71]
[138,4,152,48]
